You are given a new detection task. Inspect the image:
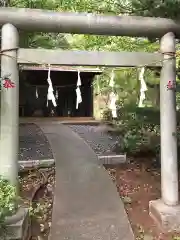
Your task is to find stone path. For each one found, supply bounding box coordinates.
[19,123,121,161]
[37,122,134,240]
[19,123,53,161]
[68,124,121,156]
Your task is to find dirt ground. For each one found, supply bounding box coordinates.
[106,158,180,240]
[19,167,55,240]
[19,158,180,240]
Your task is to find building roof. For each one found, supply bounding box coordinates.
[19,65,103,73]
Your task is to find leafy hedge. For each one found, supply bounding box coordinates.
[103,105,180,157]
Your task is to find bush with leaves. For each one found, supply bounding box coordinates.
[103,104,180,170]
[120,108,160,156]
[103,104,161,156]
[0,177,18,237]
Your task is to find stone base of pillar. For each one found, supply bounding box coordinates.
[3,207,30,240]
[149,199,180,232]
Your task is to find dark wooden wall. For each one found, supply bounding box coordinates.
[19,70,96,117]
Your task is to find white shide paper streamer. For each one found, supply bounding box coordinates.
[76,70,82,109]
[47,65,57,107]
[36,87,38,99]
[138,67,147,107]
[109,69,117,118]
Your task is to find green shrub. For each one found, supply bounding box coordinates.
[102,107,113,121]
[103,105,161,156]
[0,177,18,233]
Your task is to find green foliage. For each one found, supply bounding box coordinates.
[103,105,161,156]
[67,33,159,52]
[0,178,17,219]
[118,0,180,19]
[103,103,180,158]
[8,0,71,48]
[119,111,160,155]
[57,0,117,13]
[0,177,18,236]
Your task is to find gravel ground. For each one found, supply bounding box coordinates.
[67,124,121,155]
[19,123,121,161]
[19,123,53,161]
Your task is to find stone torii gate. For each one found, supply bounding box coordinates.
[0,7,180,231]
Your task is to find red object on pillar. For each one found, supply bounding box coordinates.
[3,78,15,89]
[167,80,175,90]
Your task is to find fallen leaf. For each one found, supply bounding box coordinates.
[122,196,132,204]
[144,234,153,240]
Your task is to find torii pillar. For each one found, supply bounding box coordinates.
[149,32,180,232]
[0,23,19,187]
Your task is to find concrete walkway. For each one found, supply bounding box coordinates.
[37,122,134,240]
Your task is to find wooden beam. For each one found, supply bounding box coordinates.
[17,49,162,67]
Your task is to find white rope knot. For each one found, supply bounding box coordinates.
[76,70,82,109]
[138,67,147,107]
[47,64,57,107]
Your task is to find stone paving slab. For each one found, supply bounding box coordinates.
[37,123,134,240]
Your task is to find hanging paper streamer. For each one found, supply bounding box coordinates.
[109,69,115,88]
[109,92,118,118]
[55,89,58,99]
[36,87,38,99]
[46,65,57,107]
[76,70,82,109]
[138,67,147,108]
[97,75,100,95]
[77,70,81,86]
[109,69,117,118]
